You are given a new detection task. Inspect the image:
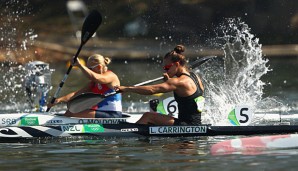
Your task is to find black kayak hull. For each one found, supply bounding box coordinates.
[0,122,298,143]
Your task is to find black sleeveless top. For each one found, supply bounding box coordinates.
[173,72,203,125]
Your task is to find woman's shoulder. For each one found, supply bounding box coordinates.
[104,70,117,76]
[104,70,120,83]
[178,74,195,87]
[167,76,187,87]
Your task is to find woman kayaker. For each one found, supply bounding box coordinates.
[115,45,204,125]
[47,54,122,118]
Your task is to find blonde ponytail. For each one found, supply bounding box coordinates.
[104,57,111,65]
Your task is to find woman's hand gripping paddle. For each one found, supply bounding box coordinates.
[46,10,102,112]
[67,56,218,113]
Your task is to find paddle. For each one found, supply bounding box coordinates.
[46,10,102,112]
[67,56,217,113]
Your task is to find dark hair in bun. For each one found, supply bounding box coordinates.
[174,45,185,54]
[164,45,187,66]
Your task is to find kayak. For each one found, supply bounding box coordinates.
[0,111,298,127]
[0,112,141,126]
[1,122,298,142]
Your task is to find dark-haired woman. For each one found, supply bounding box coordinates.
[115,45,204,125]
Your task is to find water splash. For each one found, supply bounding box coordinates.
[198,18,271,125]
[0,0,38,112]
[0,0,37,60]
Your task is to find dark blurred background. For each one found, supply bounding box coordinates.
[3,0,298,44]
[0,0,298,63]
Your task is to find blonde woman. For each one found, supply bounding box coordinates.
[48,54,122,118]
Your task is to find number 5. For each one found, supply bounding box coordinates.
[235,105,254,126]
[228,105,254,126]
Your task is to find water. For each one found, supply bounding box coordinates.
[1,1,298,170]
[0,0,37,112]
[1,137,298,170]
[197,19,271,125]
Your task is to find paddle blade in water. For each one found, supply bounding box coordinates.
[67,93,105,113]
[81,10,102,44]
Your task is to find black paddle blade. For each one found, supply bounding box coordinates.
[81,10,102,44]
[67,93,105,113]
[190,56,218,69]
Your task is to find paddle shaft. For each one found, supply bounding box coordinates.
[46,10,102,112]
[134,77,163,86]
[100,56,217,97]
[47,44,83,112]
[134,55,217,86]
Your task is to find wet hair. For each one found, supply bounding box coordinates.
[164,45,187,66]
[87,54,111,71]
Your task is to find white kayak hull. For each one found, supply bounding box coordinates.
[0,112,142,126]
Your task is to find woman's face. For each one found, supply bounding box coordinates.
[163,58,177,77]
[87,61,101,73]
